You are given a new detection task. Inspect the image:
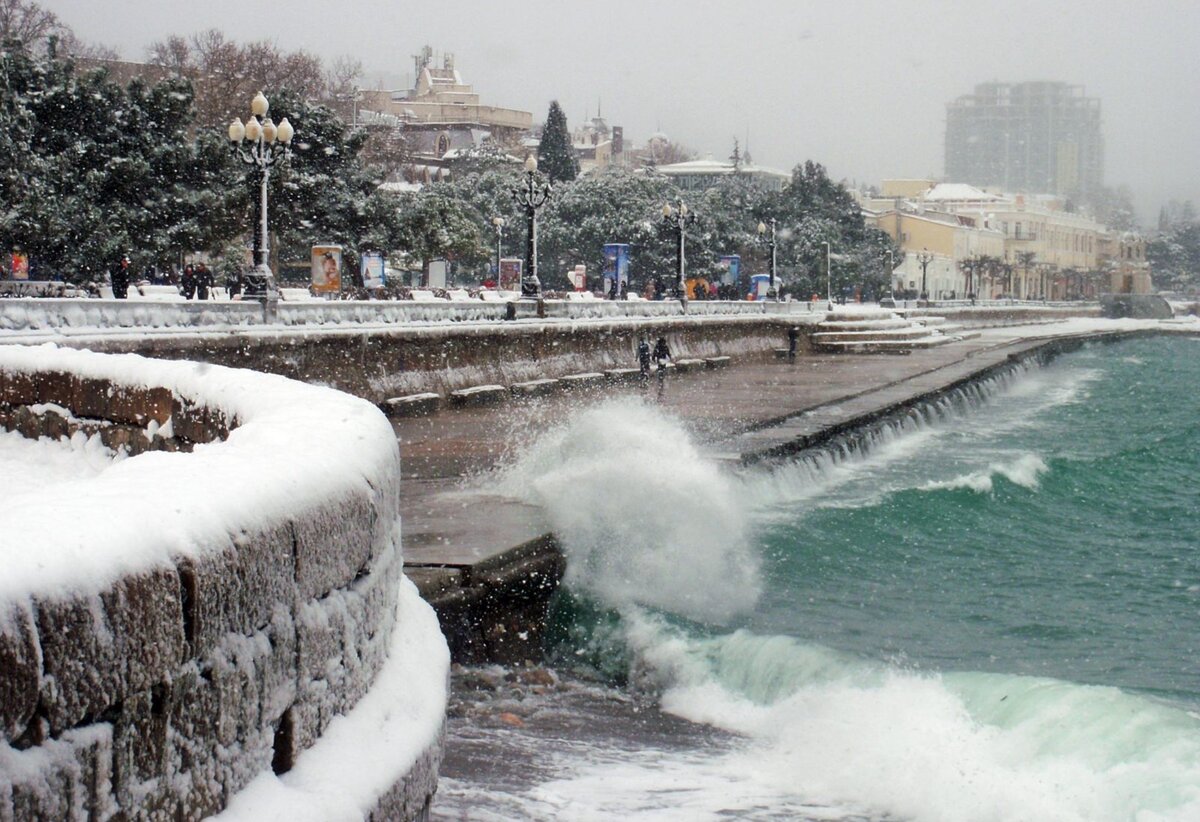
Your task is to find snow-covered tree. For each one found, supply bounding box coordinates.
[536,100,578,184]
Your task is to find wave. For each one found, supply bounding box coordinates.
[495,397,760,624]
[920,453,1049,494]
[607,611,1200,822]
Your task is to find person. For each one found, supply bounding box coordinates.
[653,336,672,372]
[181,264,196,299]
[637,337,651,381]
[110,255,131,299]
[227,270,243,300]
[195,263,212,300]
[619,281,628,300]
[653,276,665,301]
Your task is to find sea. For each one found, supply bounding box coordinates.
[433,335,1200,822]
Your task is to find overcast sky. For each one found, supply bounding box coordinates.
[43,0,1199,221]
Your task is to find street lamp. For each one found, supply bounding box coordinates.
[491,216,504,289]
[228,91,294,305]
[916,248,933,303]
[512,155,550,299]
[821,240,833,308]
[662,200,695,306]
[757,218,777,301]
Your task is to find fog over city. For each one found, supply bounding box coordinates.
[41,0,1199,221]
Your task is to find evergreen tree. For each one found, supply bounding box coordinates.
[536,100,578,184]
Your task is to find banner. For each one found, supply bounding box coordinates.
[602,243,631,295]
[10,251,28,281]
[499,258,522,291]
[718,254,740,286]
[311,244,342,293]
[361,251,386,289]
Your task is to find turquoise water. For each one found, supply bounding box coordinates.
[492,335,1200,821]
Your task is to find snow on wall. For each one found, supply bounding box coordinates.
[0,346,447,821]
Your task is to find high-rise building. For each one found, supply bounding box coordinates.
[945,81,1103,203]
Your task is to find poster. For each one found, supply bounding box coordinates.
[311,244,342,293]
[602,243,630,296]
[499,258,522,292]
[10,251,29,280]
[361,251,386,289]
[718,254,741,286]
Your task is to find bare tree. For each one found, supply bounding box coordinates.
[0,0,62,47]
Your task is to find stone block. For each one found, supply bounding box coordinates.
[169,397,229,445]
[111,689,170,811]
[559,372,605,389]
[381,393,441,418]
[32,370,74,408]
[106,385,173,427]
[673,358,706,372]
[0,602,40,743]
[448,385,508,407]
[0,369,39,406]
[366,727,444,822]
[293,493,375,602]
[509,378,559,397]
[179,524,295,658]
[69,376,113,420]
[705,356,732,368]
[604,368,642,383]
[36,566,185,734]
[6,723,113,822]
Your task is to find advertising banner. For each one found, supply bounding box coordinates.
[718,254,741,286]
[499,258,522,291]
[311,244,342,293]
[10,251,29,280]
[361,251,386,289]
[602,243,631,296]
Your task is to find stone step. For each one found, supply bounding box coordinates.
[381,393,441,417]
[559,372,606,390]
[705,356,732,368]
[811,328,941,343]
[510,378,560,397]
[449,385,509,407]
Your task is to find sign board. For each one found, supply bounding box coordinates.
[499,258,522,291]
[602,243,631,295]
[10,251,29,281]
[361,252,386,289]
[568,264,587,291]
[311,244,342,293]
[718,254,741,286]
[427,259,448,289]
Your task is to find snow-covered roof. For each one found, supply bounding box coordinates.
[657,159,790,180]
[923,183,1003,202]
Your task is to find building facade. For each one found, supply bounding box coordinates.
[945,81,1103,204]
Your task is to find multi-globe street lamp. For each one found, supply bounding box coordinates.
[228,92,294,303]
[512,155,550,299]
[662,200,695,306]
[821,240,833,308]
[916,247,933,303]
[757,218,777,301]
[491,216,505,288]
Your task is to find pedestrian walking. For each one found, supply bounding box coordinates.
[181,264,196,299]
[637,337,651,381]
[653,336,672,372]
[195,263,213,300]
[110,255,131,299]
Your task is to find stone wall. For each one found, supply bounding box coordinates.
[0,352,443,820]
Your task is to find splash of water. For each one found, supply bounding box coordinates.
[497,397,760,624]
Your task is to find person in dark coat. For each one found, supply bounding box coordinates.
[110,256,131,299]
[195,263,213,300]
[637,337,651,381]
[653,336,672,372]
[180,264,196,299]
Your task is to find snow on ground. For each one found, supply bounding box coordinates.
[0,428,121,495]
[976,315,1200,341]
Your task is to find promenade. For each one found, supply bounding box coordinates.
[395,316,1197,659]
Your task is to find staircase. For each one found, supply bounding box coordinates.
[810,308,976,354]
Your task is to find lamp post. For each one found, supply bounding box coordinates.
[491,216,504,288]
[916,247,933,303]
[821,240,833,309]
[228,92,294,304]
[512,155,550,299]
[662,200,695,306]
[757,218,778,301]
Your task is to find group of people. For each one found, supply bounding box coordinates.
[637,336,673,380]
[107,256,220,300]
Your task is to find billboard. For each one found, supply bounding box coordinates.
[602,243,631,296]
[11,251,29,280]
[499,258,522,291]
[311,244,342,293]
[717,254,741,286]
[361,251,386,289]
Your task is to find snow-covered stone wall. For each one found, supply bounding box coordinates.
[0,346,447,821]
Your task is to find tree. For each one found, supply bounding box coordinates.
[0,0,62,49]
[536,100,578,184]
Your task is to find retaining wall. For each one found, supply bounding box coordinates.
[0,348,445,820]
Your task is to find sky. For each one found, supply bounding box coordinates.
[41,0,1200,222]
